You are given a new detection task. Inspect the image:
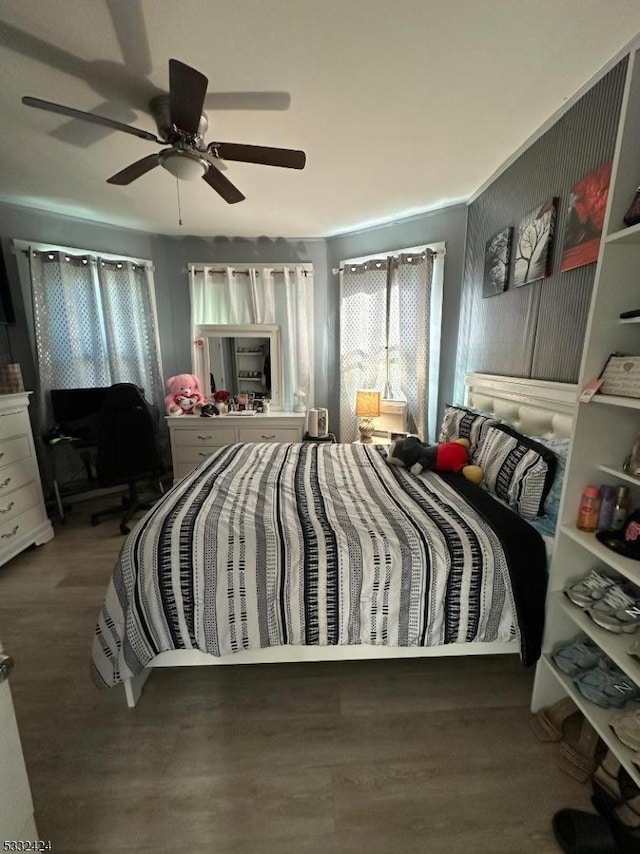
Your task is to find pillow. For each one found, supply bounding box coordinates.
[439,405,499,462]
[475,424,558,519]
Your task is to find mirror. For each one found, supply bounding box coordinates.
[193,324,282,408]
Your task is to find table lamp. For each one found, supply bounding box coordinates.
[355,390,381,443]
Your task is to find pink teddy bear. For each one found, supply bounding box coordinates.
[164,374,204,416]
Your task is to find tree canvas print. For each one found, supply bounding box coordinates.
[482,227,512,298]
[560,161,612,272]
[513,198,557,287]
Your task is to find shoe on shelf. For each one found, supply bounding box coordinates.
[610,709,640,752]
[552,637,601,676]
[574,663,640,708]
[628,638,640,660]
[588,585,640,634]
[565,569,617,608]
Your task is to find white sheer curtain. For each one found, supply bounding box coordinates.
[28,249,163,428]
[189,264,312,410]
[340,249,440,443]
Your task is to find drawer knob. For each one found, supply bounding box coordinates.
[197,435,212,441]
[0,478,11,489]
[261,434,276,440]
[1,525,18,539]
[0,501,15,514]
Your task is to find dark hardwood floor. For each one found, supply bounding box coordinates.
[0,503,590,853]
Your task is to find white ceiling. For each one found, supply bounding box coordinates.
[0,0,639,238]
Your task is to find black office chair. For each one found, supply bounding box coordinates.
[90,383,164,534]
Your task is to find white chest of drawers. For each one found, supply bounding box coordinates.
[0,393,54,567]
[167,412,306,480]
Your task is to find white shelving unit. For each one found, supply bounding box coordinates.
[532,43,640,785]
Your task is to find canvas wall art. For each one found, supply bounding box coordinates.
[513,198,558,287]
[482,227,513,298]
[560,161,612,272]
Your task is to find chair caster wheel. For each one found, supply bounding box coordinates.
[120,523,130,535]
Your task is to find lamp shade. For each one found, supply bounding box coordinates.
[355,390,381,418]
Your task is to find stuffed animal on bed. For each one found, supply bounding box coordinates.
[387,436,484,484]
[164,374,204,416]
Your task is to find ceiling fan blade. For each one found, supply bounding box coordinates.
[212,142,306,170]
[169,59,208,134]
[201,150,228,172]
[22,96,160,143]
[202,165,245,204]
[107,153,160,185]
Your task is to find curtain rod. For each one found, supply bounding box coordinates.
[184,266,313,276]
[12,239,153,268]
[332,247,444,275]
[13,245,154,271]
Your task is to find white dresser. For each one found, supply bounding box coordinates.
[0,393,53,566]
[167,412,306,480]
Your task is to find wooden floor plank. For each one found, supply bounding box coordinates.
[0,504,590,851]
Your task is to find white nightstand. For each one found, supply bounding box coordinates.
[353,436,392,446]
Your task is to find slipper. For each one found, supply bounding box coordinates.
[575,665,640,708]
[566,570,617,608]
[530,695,580,742]
[558,717,602,782]
[552,808,618,853]
[552,637,601,676]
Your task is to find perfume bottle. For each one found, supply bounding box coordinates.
[624,434,640,479]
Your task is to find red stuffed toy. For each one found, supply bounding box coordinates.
[387,436,484,484]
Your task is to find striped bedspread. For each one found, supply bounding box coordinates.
[93,442,546,688]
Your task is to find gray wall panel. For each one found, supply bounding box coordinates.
[457,59,627,396]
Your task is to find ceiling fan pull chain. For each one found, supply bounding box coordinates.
[176,178,183,227]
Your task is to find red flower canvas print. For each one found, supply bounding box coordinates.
[561,161,612,272]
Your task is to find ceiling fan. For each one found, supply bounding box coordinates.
[21,59,306,204]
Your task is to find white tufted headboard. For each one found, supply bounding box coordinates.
[464,373,578,440]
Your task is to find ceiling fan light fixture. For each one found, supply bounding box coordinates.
[158,149,208,181]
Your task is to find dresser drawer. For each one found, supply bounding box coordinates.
[0,436,30,469]
[0,483,40,522]
[0,459,34,496]
[0,410,29,441]
[173,446,224,467]
[237,426,301,444]
[0,504,43,548]
[172,427,236,448]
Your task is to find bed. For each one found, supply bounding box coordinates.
[92,373,577,707]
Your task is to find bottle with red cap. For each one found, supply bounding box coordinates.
[577,485,601,533]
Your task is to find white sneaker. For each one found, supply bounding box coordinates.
[589,584,640,633]
[565,570,616,608]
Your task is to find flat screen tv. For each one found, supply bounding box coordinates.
[0,248,16,324]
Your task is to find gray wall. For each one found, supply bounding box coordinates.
[456,59,627,396]
[0,202,329,409]
[327,204,468,436]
